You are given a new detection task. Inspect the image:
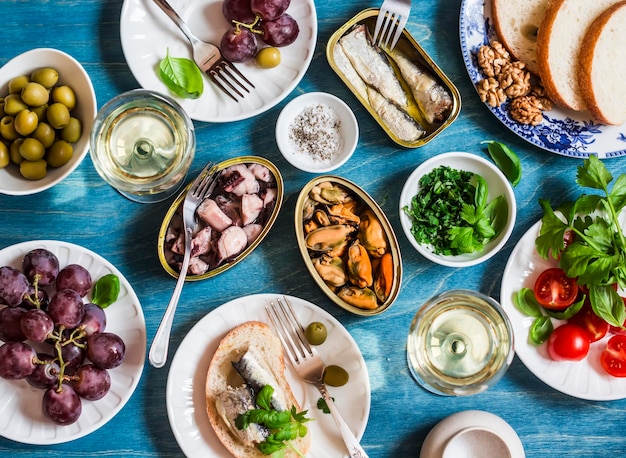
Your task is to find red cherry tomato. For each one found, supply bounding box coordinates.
[533,267,579,311]
[568,302,610,342]
[547,323,590,361]
[600,335,626,377]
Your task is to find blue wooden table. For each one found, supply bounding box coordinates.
[2,0,626,457]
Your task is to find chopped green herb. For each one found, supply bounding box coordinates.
[91,274,120,308]
[158,49,204,99]
[236,385,310,456]
[402,165,508,256]
[481,140,522,186]
[316,396,334,414]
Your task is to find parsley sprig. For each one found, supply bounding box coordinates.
[403,165,508,255]
[535,155,626,327]
[235,385,310,456]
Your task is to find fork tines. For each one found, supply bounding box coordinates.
[208,60,255,102]
[373,11,406,50]
[267,297,312,363]
[191,162,219,199]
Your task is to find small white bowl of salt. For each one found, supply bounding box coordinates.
[275,92,358,173]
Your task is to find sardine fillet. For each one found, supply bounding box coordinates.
[367,87,425,142]
[333,43,368,101]
[390,50,453,124]
[339,25,408,109]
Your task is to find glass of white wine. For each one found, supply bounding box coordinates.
[407,289,514,396]
[90,89,195,203]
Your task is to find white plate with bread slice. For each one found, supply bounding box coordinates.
[165,294,370,457]
[460,0,626,159]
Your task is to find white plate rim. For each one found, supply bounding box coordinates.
[0,240,146,444]
[459,0,626,159]
[501,221,626,400]
[398,151,516,267]
[120,0,318,123]
[165,293,371,457]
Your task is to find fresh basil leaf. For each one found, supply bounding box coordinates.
[483,195,508,236]
[544,295,585,320]
[481,140,522,186]
[529,316,553,345]
[473,174,488,209]
[515,288,543,317]
[158,49,204,99]
[589,284,625,327]
[91,274,120,308]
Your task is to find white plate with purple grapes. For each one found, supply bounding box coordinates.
[120,0,317,123]
[0,240,146,445]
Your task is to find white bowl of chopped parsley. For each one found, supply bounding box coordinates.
[275,92,358,173]
[399,152,516,267]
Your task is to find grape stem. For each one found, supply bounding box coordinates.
[232,15,263,35]
[49,325,87,392]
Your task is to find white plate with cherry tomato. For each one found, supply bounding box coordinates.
[501,222,626,400]
[0,240,146,444]
[120,0,317,122]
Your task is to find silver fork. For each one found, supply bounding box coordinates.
[267,297,369,458]
[149,161,219,368]
[153,0,254,102]
[372,0,412,51]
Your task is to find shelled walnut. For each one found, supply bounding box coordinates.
[474,41,552,125]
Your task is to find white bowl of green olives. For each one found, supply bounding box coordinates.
[0,48,97,195]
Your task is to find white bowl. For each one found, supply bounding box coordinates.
[399,152,516,267]
[275,92,358,173]
[0,48,97,195]
[420,410,525,458]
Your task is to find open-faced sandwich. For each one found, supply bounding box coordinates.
[205,321,311,457]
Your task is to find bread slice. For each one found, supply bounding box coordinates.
[536,0,621,111]
[205,321,311,458]
[578,1,626,125]
[492,0,549,74]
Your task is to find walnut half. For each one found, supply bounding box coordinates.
[509,96,544,125]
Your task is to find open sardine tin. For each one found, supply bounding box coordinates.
[158,156,284,281]
[327,9,461,148]
[295,176,403,316]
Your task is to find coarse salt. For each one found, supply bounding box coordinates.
[288,103,343,163]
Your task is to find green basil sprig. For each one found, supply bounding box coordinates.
[158,49,204,99]
[91,274,120,308]
[481,140,522,186]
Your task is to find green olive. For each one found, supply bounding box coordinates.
[8,75,30,94]
[322,365,349,387]
[255,47,281,69]
[52,85,76,110]
[0,142,9,168]
[14,109,39,136]
[19,137,45,161]
[60,117,82,143]
[0,116,19,142]
[3,94,28,116]
[19,159,47,180]
[31,67,59,89]
[9,138,24,164]
[32,122,56,149]
[46,102,70,129]
[305,321,328,346]
[31,103,48,121]
[0,98,5,118]
[46,140,73,167]
[21,82,50,107]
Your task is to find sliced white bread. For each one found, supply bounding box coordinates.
[205,321,311,458]
[578,1,626,125]
[492,0,550,74]
[536,0,621,111]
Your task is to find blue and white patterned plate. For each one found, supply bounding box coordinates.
[459,0,626,159]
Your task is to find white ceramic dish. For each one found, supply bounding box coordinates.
[501,219,626,400]
[166,293,371,457]
[421,410,525,458]
[0,48,97,196]
[120,0,317,123]
[460,0,626,159]
[399,152,516,267]
[275,92,358,173]
[0,240,146,444]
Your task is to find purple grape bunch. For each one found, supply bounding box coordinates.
[0,248,124,426]
[220,0,300,63]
